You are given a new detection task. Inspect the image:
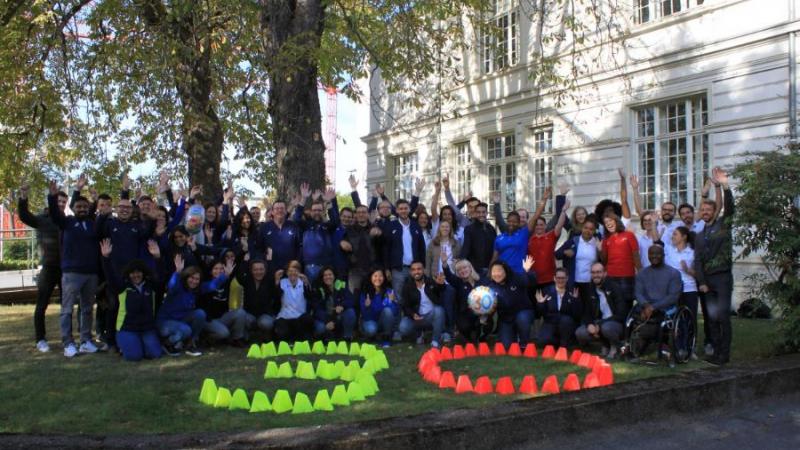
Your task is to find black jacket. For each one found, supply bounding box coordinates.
[17,198,61,267]
[535,285,583,325]
[401,276,445,317]
[460,221,497,271]
[581,280,628,325]
[235,263,276,317]
[695,188,735,284]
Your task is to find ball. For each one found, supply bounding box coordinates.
[185,204,205,234]
[468,285,497,316]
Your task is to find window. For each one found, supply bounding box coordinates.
[634,0,704,24]
[482,1,519,73]
[393,153,418,200]
[454,142,473,198]
[487,133,518,214]
[634,95,709,209]
[533,127,553,213]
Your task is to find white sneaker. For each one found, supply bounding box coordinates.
[442,333,452,344]
[36,340,50,353]
[415,335,425,345]
[64,343,78,358]
[704,343,714,356]
[79,341,98,354]
[431,340,440,349]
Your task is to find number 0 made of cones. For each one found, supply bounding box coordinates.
[417,343,614,396]
[199,341,388,414]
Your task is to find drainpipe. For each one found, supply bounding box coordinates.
[790,0,798,144]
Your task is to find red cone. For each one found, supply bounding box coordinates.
[587,355,600,370]
[427,347,441,361]
[577,353,592,368]
[473,376,493,395]
[455,375,474,394]
[464,343,477,357]
[493,342,506,356]
[495,376,515,395]
[452,345,465,360]
[562,373,581,391]
[438,371,456,389]
[541,345,556,359]
[523,344,538,358]
[595,363,614,386]
[418,357,436,374]
[554,347,568,361]
[508,343,522,357]
[440,346,453,361]
[569,349,583,364]
[582,372,600,389]
[541,375,560,394]
[478,342,491,356]
[424,365,442,384]
[519,375,538,394]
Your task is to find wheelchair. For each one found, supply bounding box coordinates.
[621,303,696,367]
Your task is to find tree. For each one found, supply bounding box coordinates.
[732,147,800,350]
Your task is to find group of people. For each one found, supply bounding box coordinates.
[17,165,735,366]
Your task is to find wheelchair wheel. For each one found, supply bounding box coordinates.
[669,306,696,364]
[624,310,648,359]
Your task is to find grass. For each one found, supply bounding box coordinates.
[0,304,784,435]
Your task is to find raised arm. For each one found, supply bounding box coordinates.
[546,182,569,232]
[527,186,552,232]
[618,168,631,219]
[17,185,40,229]
[491,192,508,233]
[442,174,469,227]
[430,181,441,221]
[629,174,645,218]
[47,181,67,229]
[349,175,362,207]
[552,199,570,237]
[712,167,734,221]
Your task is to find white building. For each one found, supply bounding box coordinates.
[363,0,798,302]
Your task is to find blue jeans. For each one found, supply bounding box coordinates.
[391,267,410,304]
[205,309,248,341]
[399,305,446,343]
[159,309,206,345]
[441,285,456,332]
[497,309,534,349]
[117,330,162,361]
[361,308,397,340]
[60,272,98,346]
[314,308,357,339]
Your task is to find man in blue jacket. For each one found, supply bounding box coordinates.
[256,198,301,277]
[48,179,101,358]
[379,199,426,305]
[293,186,339,282]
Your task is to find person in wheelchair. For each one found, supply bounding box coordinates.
[629,245,683,357]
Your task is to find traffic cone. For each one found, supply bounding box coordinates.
[452,345,465,360]
[438,371,456,389]
[264,361,279,379]
[336,341,349,355]
[315,359,329,379]
[582,372,600,389]
[362,359,378,375]
[326,341,338,355]
[541,375,560,394]
[440,346,453,360]
[293,341,311,355]
[427,347,442,361]
[355,373,379,396]
[554,347,568,361]
[292,392,314,414]
[229,388,251,411]
[199,378,217,406]
[495,376,515,395]
[214,387,232,408]
[246,343,262,359]
[519,375,538,395]
[347,360,361,373]
[313,389,334,412]
[417,357,434,374]
[478,342,491,356]
[371,351,390,370]
[588,355,601,370]
[277,341,292,356]
[577,353,592,368]
[271,389,293,414]
[523,344,538,358]
[360,343,377,359]
[296,361,316,380]
[562,373,581,392]
[465,343,478,357]
[277,361,294,378]
[261,341,277,357]
[569,349,583,364]
[349,342,361,356]
[424,365,442,384]
[455,375,474,394]
[474,376,493,395]
[340,365,356,382]
[541,345,556,359]
[508,343,522,357]
[311,340,326,355]
[331,384,350,406]
[595,363,614,386]
[347,382,366,402]
[494,342,506,356]
[249,390,272,413]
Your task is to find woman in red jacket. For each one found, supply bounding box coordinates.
[527,200,570,291]
[600,214,641,312]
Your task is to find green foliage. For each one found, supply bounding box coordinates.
[0,259,37,271]
[336,192,355,211]
[732,147,800,350]
[2,240,30,261]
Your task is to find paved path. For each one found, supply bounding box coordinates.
[0,269,37,290]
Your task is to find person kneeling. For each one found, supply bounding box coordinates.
[535,268,582,348]
[200,253,247,347]
[312,266,357,342]
[399,261,447,348]
[273,261,314,342]
[575,262,628,359]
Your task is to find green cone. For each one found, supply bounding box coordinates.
[346,382,366,402]
[312,341,326,354]
[261,342,277,357]
[371,351,389,370]
[313,389,334,412]
[336,341,349,355]
[359,343,377,359]
[339,365,355,382]
[326,341,338,355]
[315,359,331,379]
[199,378,218,406]
[246,343,262,359]
[330,384,350,406]
[291,392,314,414]
[361,359,377,375]
[214,387,232,408]
[277,361,293,378]
[355,373,379,396]
[277,341,292,356]
[293,341,311,355]
[332,360,346,378]
[229,388,251,411]
[346,360,361,373]
[295,361,316,380]
[249,390,272,413]
[349,342,361,356]
[264,361,279,379]
[272,389,293,414]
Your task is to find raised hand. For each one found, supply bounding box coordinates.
[121,173,130,191]
[174,254,184,273]
[147,240,160,258]
[442,174,450,191]
[571,287,580,299]
[48,180,58,196]
[89,188,99,202]
[299,182,311,200]
[375,183,385,197]
[562,199,571,212]
[18,183,29,200]
[702,176,713,196]
[187,235,197,250]
[629,174,640,190]
[312,189,322,201]
[348,174,359,191]
[712,166,729,186]
[158,170,169,193]
[435,272,446,285]
[460,191,473,203]
[535,289,549,304]
[76,173,87,191]
[189,185,202,199]
[203,223,213,242]
[323,187,336,202]
[223,185,234,203]
[542,186,553,201]
[491,191,501,205]
[415,177,426,195]
[522,255,535,272]
[224,259,235,277]
[434,181,441,192]
[239,236,248,253]
[100,238,112,258]
[274,269,284,282]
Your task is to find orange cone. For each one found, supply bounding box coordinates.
[424,365,442,384]
[519,375,538,394]
[595,363,614,386]
[452,345,465,360]
[455,375,474,394]
[582,372,600,389]
[577,353,592,368]
[427,348,441,361]
[569,349,583,364]
[478,342,491,356]
[465,343,477,357]
[493,342,506,356]
[588,355,601,370]
[438,371,456,389]
[507,343,522,357]
[473,376,493,395]
[541,375,560,394]
[418,357,435,374]
[542,345,556,359]
[495,376,515,395]
[523,344,538,358]
[439,346,453,361]
[554,347,568,361]
[562,373,581,391]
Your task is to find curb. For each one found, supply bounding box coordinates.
[2,353,800,449]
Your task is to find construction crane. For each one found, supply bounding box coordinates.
[320,84,338,188]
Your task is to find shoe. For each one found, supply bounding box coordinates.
[704,343,714,356]
[704,356,724,366]
[690,353,699,361]
[415,335,424,345]
[380,341,392,348]
[392,331,402,342]
[185,344,203,357]
[677,349,689,362]
[431,340,440,349]
[79,341,98,354]
[606,346,618,360]
[442,333,452,344]
[97,341,110,352]
[36,340,50,353]
[600,346,609,357]
[161,344,181,357]
[63,343,78,358]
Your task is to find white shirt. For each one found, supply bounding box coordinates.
[691,220,705,233]
[400,220,413,265]
[637,233,655,269]
[418,284,433,315]
[597,288,613,320]
[277,278,307,319]
[657,220,681,242]
[666,245,697,293]
[574,237,598,283]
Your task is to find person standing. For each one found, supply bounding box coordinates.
[460,202,496,276]
[555,220,600,300]
[340,205,382,294]
[293,186,340,281]
[379,199,426,305]
[600,213,641,313]
[666,226,699,360]
[491,187,551,274]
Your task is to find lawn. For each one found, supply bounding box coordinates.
[0,304,783,435]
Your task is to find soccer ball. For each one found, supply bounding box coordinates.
[468,286,497,316]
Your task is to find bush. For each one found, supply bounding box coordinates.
[0,259,37,271]
[2,240,30,260]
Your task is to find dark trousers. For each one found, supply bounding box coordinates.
[536,316,578,348]
[34,265,61,342]
[274,314,314,342]
[701,272,733,361]
[455,312,494,343]
[679,291,699,353]
[607,276,635,311]
[575,282,594,305]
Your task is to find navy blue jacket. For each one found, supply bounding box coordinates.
[379,218,426,271]
[96,214,155,274]
[535,285,583,325]
[489,272,537,323]
[256,220,301,272]
[443,265,490,319]
[102,256,161,332]
[401,276,445,317]
[48,194,99,274]
[581,280,628,325]
[312,282,355,323]
[293,198,340,267]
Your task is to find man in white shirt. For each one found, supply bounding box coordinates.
[398,261,446,348]
[575,263,629,358]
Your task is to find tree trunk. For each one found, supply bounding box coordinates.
[260,0,327,200]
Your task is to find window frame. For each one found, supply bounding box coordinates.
[481,0,519,74]
[393,152,419,201]
[633,0,705,25]
[486,132,521,215]
[532,126,554,214]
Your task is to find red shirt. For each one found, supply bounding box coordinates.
[602,231,639,277]
[527,230,558,284]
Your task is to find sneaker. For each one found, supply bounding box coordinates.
[607,346,618,360]
[96,341,110,352]
[600,346,609,357]
[184,344,203,357]
[415,335,425,345]
[392,331,402,342]
[64,343,78,358]
[704,356,724,366]
[79,341,98,354]
[704,343,714,356]
[431,340,440,349]
[161,344,181,357]
[677,349,689,362]
[442,333,452,344]
[380,341,392,348]
[36,340,50,353]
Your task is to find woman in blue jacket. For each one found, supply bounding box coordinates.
[312,266,357,341]
[101,238,163,362]
[359,268,400,347]
[488,257,537,350]
[442,257,492,344]
[534,267,582,348]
